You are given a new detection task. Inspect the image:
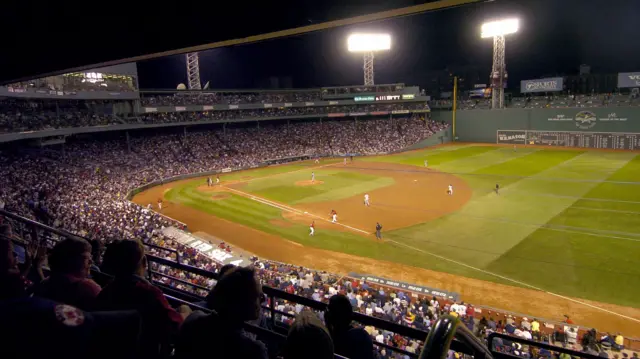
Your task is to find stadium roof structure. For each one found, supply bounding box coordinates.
[0,0,485,85]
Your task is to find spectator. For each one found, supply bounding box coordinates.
[284,310,334,359]
[35,238,101,310]
[325,294,374,359]
[0,235,26,299]
[194,263,237,309]
[96,239,187,357]
[175,266,267,359]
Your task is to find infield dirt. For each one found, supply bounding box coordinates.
[133,158,640,336]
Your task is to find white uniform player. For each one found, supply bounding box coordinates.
[364,193,370,207]
[332,213,338,223]
[311,172,315,182]
[216,176,220,185]
[158,201,162,210]
[447,184,453,195]
[309,221,315,236]
[344,157,347,165]
[424,160,428,167]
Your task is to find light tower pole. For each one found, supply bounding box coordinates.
[348,34,391,86]
[481,19,519,109]
[185,52,202,90]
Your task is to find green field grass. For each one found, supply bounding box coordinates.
[166,145,640,308]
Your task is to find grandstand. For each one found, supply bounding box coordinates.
[2,6,640,359]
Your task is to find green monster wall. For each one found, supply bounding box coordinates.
[434,107,637,143]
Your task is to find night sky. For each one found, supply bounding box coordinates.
[137,0,640,90]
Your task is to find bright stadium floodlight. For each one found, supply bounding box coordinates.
[347,33,391,86]
[481,18,519,110]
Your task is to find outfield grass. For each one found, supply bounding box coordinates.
[167,145,640,308]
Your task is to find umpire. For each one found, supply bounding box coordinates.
[375,222,382,240]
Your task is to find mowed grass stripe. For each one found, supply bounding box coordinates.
[434,147,540,174]
[386,150,585,267]
[486,152,640,307]
[364,145,498,167]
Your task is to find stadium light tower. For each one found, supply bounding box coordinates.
[347,34,391,86]
[481,18,519,109]
[185,52,202,90]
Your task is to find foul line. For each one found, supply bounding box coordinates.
[225,162,335,185]
[222,186,640,324]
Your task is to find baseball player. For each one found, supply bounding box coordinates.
[157,198,163,211]
[447,184,453,196]
[375,222,383,240]
[207,177,212,187]
[216,175,220,185]
[343,157,347,165]
[311,172,315,183]
[513,144,517,152]
[330,209,338,223]
[314,158,320,164]
[309,221,315,236]
[364,193,370,207]
[424,160,428,167]
[495,183,500,195]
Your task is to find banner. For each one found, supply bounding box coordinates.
[412,109,431,113]
[229,104,239,109]
[349,112,367,116]
[221,168,232,173]
[354,96,374,102]
[328,113,346,117]
[263,103,272,108]
[496,130,527,144]
[401,94,415,100]
[369,111,388,115]
[617,72,640,88]
[376,95,401,101]
[391,110,410,114]
[474,84,487,88]
[329,101,339,105]
[520,77,563,93]
[348,273,460,301]
[161,227,248,266]
[305,102,314,106]
[203,105,213,111]
[175,106,186,111]
[284,103,293,107]
[144,107,157,113]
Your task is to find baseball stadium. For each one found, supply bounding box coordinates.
[1,1,639,359]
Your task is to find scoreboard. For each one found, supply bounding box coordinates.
[497,130,640,150]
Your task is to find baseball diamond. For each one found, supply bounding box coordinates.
[133,143,640,335]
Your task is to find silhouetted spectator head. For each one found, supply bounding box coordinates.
[101,240,146,277]
[326,294,354,331]
[209,266,262,322]
[49,238,92,277]
[204,263,237,308]
[0,227,18,273]
[284,310,334,359]
[0,235,24,299]
[88,239,103,267]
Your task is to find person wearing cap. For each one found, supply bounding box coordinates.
[325,294,374,359]
[35,238,101,310]
[0,296,141,359]
[521,317,531,331]
[96,239,187,357]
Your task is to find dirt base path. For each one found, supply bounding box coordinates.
[133,164,640,336]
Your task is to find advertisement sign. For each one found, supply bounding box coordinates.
[349,112,367,116]
[548,111,627,130]
[348,273,459,301]
[520,77,563,93]
[144,107,157,113]
[412,109,431,113]
[391,110,410,114]
[354,96,375,102]
[328,113,346,117]
[284,103,293,107]
[263,103,272,108]
[376,95,401,101]
[229,104,239,109]
[203,105,213,111]
[175,106,186,111]
[305,102,314,106]
[401,94,415,100]
[369,111,389,115]
[221,168,232,173]
[617,72,640,88]
[474,84,487,88]
[329,101,339,105]
[496,130,527,144]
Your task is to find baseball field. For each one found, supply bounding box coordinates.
[133,144,640,335]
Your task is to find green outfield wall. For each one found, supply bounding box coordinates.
[436,107,638,143]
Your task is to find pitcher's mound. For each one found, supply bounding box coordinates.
[295,180,324,187]
[211,193,230,200]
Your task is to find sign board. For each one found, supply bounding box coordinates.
[617,72,640,88]
[520,77,563,93]
[348,273,460,301]
[354,96,375,102]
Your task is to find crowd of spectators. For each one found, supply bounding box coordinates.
[141,91,322,106]
[0,111,635,358]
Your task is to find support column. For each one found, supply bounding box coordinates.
[126,131,131,153]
